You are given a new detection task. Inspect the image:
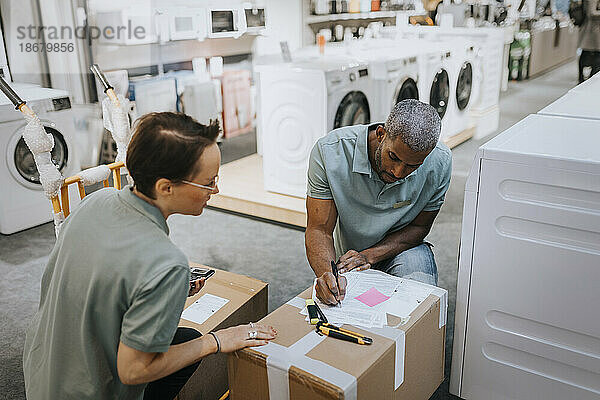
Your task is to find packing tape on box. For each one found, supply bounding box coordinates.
[431,287,448,329]
[258,331,357,400]
[285,297,307,309]
[369,327,406,389]
[284,297,406,390]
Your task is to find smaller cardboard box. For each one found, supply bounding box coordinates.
[177,265,268,400]
[228,281,447,400]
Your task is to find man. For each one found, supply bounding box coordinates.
[305,99,451,305]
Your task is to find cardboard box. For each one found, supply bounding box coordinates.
[177,265,268,400]
[228,283,447,400]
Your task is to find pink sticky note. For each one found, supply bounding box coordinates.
[354,287,390,307]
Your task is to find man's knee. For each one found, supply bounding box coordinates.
[386,243,438,285]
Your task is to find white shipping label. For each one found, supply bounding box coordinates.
[181,293,229,326]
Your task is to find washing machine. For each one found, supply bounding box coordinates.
[340,40,421,123]
[445,39,483,141]
[412,42,454,140]
[257,56,375,198]
[0,84,81,235]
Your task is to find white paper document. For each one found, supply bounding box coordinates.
[303,269,439,328]
[383,279,436,319]
[309,270,401,328]
[181,293,229,325]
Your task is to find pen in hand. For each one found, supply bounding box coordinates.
[331,260,341,307]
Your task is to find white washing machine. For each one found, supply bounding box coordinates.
[0,84,81,235]
[295,40,421,123]
[419,44,454,139]
[386,25,505,139]
[445,39,483,140]
[257,56,375,198]
[450,113,600,399]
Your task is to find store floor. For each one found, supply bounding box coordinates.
[0,61,580,400]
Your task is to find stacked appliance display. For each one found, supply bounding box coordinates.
[257,56,375,198]
[450,109,600,397]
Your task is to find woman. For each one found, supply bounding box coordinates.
[23,112,276,400]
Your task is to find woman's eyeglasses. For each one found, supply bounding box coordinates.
[181,176,219,192]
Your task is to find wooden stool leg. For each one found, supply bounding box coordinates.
[60,186,70,217]
[51,196,61,215]
[77,182,86,199]
[113,169,122,190]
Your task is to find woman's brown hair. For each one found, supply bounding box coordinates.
[126,112,220,199]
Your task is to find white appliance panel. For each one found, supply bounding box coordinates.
[451,114,600,399]
[539,90,600,121]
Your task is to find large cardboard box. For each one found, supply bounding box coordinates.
[228,283,447,400]
[177,265,268,400]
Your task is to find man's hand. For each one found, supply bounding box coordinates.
[315,272,347,305]
[337,250,371,274]
[188,278,205,297]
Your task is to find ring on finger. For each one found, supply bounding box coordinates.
[248,330,258,339]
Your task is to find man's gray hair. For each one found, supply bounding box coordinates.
[384,99,441,152]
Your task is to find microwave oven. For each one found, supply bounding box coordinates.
[206,7,247,39]
[244,4,266,33]
[168,7,207,41]
[95,8,160,45]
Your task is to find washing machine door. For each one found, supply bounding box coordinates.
[456,62,473,111]
[395,78,419,104]
[430,69,450,120]
[13,126,68,186]
[334,91,370,129]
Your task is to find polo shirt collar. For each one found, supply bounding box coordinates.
[119,186,169,234]
[352,124,380,176]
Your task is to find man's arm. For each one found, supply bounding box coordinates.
[338,209,440,273]
[305,196,346,305]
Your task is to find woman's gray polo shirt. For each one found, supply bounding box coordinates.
[23,186,190,400]
[307,124,452,257]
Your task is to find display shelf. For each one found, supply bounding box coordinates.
[443,126,475,149]
[207,154,307,228]
[306,11,399,24]
[209,129,472,227]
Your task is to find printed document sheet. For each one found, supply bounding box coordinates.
[181,293,229,325]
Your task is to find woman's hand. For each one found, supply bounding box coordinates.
[188,278,205,297]
[213,323,277,353]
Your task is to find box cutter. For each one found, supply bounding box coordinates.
[305,299,372,345]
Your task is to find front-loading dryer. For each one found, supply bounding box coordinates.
[0,84,81,234]
[257,56,374,198]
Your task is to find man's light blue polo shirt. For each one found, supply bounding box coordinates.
[307,124,452,258]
